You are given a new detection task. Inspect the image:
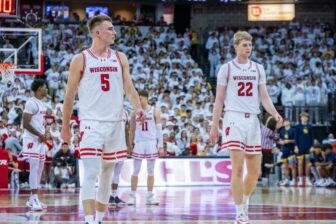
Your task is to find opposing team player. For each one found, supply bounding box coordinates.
[61,15,144,224]
[22,79,48,210]
[108,108,130,207]
[128,90,164,206]
[210,31,282,224]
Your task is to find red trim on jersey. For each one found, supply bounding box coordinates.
[80,148,102,151]
[80,152,102,156]
[227,62,231,84]
[22,152,40,156]
[232,60,240,69]
[255,62,261,84]
[132,152,159,158]
[80,51,86,80]
[232,59,252,70]
[245,148,262,152]
[87,49,99,60]
[245,145,261,148]
[115,51,123,74]
[103,150,127,156]
[107,49,112,59]
[102,155,127,160]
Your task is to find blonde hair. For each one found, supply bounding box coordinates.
[233,31,252,45]
[87,15,112,33]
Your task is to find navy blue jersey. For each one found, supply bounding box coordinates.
[279,127,296,153]
[294,124,314,154]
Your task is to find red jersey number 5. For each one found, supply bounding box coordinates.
[238,82,253,96]
[100,74,110,91]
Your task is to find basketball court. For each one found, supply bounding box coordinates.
[0,186,335,223]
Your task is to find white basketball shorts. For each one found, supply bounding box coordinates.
[22,136,46,161]
[218,111,262,155]
[132,139,159,160]
[79,120,127,162]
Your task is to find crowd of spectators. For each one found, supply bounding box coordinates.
[0,17,335,188]
[206,21,336,125]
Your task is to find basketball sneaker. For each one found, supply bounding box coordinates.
[235,209,250,224]
[26,197,43,211]
[146,192,159,206]
[115,196,127,207]
[109,196,116,207]
[127,193,136,206]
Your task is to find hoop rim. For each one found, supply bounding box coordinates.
[0,62,17,70]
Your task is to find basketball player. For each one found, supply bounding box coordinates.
[109,109,130,207]
[22,79,48,210]
[128,90,164,206]
[61,15,144,224]
[210,31,283,224]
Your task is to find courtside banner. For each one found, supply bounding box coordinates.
[78,158,232,186]
[248,4,295,21]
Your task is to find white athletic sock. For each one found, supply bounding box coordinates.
[95,211,105,222]
[112,190,117,197]
[84,215,94,222]
[243,195,250,205]
[235,204,244,216]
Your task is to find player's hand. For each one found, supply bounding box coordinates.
[294,146,299,154]
[61,125,71,144]
[273,113,283,129]
[136,109,146,123]
[278,140,284,145]
[38,133,46,143]
[158,147,164,157]
[127,145,132,156]
[209,126,218,144]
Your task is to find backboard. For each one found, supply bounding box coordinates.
[0,27,43,75]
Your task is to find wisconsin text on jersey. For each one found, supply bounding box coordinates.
[233,76,257,81]
[89,66,118,73]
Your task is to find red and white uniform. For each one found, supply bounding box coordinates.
[132,106,159,159]
[78,48,127,161]
[22,97,47,160]
[217,58,266,154]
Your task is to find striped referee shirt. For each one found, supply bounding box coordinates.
[261,123,276,150]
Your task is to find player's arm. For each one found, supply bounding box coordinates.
[212,85,226,130]
[22,112,45,142]
[118,51,143,116]
[154,109,164,156]
[259,84,280,118]
[128,112,136,155]
[210,64,227,144]
[257,63,282,127]
[61,53,83,143]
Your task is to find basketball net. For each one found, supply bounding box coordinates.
[0,62,16,84]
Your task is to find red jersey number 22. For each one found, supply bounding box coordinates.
[237,82,253,96]
[100,74,110,91]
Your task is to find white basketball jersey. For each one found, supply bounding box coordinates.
[78,48,124,122]
[217,59,266,114]
[135,106,157,142]
[23,97,46,139]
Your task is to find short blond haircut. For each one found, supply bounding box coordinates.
[233,31,252,45]
[87,15,112,33]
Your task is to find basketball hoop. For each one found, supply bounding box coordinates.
[0,62,16,84]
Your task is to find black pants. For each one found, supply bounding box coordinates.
[262,149,273,178]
